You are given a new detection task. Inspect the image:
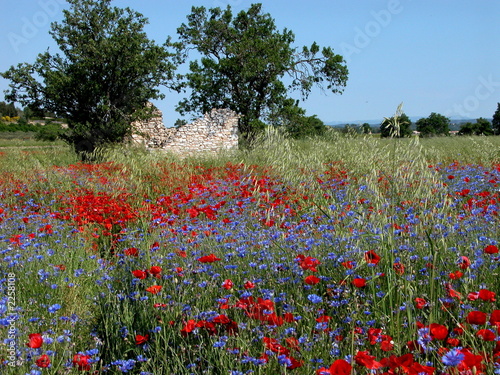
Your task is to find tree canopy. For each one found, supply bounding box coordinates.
[380,113,412,138]
[492,103,500,135]
[415,113,450,137]
[1,0,176,159]
[174,3,348,142]
[458,118,493,136]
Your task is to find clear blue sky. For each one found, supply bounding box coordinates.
[1,0,499,126]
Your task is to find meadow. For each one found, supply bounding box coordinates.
[0,131,499,374]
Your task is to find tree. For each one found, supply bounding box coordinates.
[458,118,493,136]
[415,112,450,137]
[361,123,372,135]
[174,3,348,142]
[1,0,176,159]
[492,103,500,135]
[267,98,326,138]
[380,113,412,138]
[0,102,18,117]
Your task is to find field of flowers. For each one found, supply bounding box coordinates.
[0,133,499,374]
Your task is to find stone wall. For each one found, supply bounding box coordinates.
[131,107,239,154]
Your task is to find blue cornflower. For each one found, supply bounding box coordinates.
[307,294,322,304]
[442,348,464,367]
[48,304,61,313]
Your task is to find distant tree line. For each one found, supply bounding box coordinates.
[380,103,500,138]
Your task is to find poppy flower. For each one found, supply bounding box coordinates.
[296,254,321,272]
[448,270,463,280]
[393,262,405,275]
[135,334,149,345]
[364,250,381,265]
[36,354,51,368]
[458,256,471,269]
[490,310,500,326]
[304,275,320,285]
[197,254,221,263]
[124,247,139,256]
[352,278,366,288]
[316,359,352,375]
[73,354,91,371]
[149,266,162,278]
[26,333,43,348]
[478,289,495,302]
[131,269,148,279]
[484,245,498,254]
[341,261,354,269]
[244,281,255,289]
[145,285,162,294]
[222,279,233,290]
[476,329,495,341]
[465,311,487,325]
[415,297,428,309]
[429,323,448,340]
[354,350,383,369]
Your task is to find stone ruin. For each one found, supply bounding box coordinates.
[130,105,240,154]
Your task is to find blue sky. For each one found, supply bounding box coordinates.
[1,0,499,126]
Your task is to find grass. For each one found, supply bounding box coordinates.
[0,134,499,374]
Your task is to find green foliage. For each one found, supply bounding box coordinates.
[492,102,500,135]
[415,112,450,137]
[174,3,348,142]
[267,98,326,139]
[0,101,19,117]
[361,123,372,134]
[1,0,176,160]
[458,117,493,136]
[380,112,412,138]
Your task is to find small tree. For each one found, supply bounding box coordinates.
[492,103,500,135]
[458,118,493,136]
[174,3,348,143]
[416,112,450,137]
[380,112,412,138]
[361,123,372,135]
[1,0,176,160]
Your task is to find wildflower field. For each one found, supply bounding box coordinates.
[1,132,499,374]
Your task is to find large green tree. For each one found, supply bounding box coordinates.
[174,3,348,142]
[458,118,493,136]
[1,0,176,159]
[416,112,450,137]
[380,113,412,138]
[492,103,500,135]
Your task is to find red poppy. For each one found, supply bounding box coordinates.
[180,320,197,336]
[352,278,366,288]
[316,359,352,375]
[124,247,139,256]
[490,310,500,326]
[36,354,51,368]
[448,270,463,280]
[149,266,162,277]
[354,350,383,369]
[222,279,233,290]
[135,334,149,345]
[341,261,354,269]
[429,323,448,340]
[244,281,255,289]
[304,275,321,285]
[263,337,289,356]
[484,245,499,254]
[145,285,162,294]
[478,289,496,302]
[26,333,43,348]
[73,354,91,371]
[364,250,381,265]
[197,254,221,263]
[476,329,495,341]
[465,311,487,325]
[458,256,471,269]
[415,297,427,309]
[131,270,148,279]
[296,254,321,272]
[393,262,405,275]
